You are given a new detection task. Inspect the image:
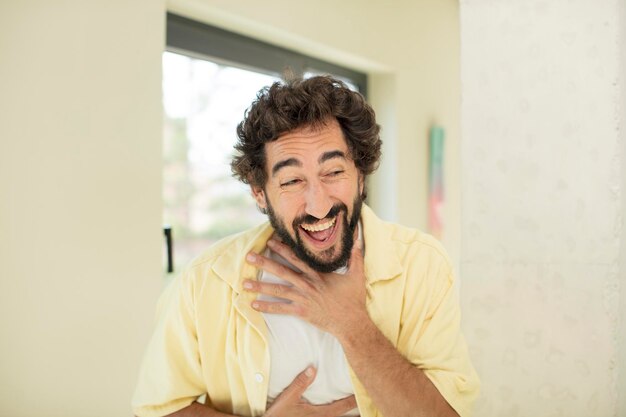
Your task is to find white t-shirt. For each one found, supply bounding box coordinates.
[258,230,362,416]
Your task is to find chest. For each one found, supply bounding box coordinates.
[197,258,406,417]
[262,312,359,414]
[259,266,359,416]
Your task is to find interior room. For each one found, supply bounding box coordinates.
[1,0,624,416]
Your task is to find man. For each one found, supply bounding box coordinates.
[133,76,479,417]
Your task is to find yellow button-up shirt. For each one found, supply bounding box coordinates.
[132,205,479,417]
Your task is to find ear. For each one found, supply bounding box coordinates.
[358,174,365,196]
[251,186,267,210]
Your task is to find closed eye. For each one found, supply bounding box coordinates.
[281,179,301,187]
[328,170,344,177]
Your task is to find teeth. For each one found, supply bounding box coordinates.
[301,218,336,232]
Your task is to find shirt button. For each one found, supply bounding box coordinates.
[254,372,264,383]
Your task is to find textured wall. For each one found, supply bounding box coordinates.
[459,0,624,416]
[618,2,626,415]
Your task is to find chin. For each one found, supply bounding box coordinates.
[265,195,362,273]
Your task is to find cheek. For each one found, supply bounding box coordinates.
[337,180,360,202]
[274,196,302,226]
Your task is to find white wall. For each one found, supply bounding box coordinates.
[460,0,625,415]
[167,0,463,265]
[0,1,164,416]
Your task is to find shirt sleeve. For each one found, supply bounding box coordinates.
[399,248,480,417]
[132,272,206,417]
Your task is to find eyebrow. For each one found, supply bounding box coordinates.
[271,150,347,177]
[319,150,346,164]
[271,158,301,176]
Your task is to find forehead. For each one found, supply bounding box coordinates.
[264,120,349,166]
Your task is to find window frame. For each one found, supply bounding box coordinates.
[166,12,368,96]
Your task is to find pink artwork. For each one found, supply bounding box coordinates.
[428,126,444,239]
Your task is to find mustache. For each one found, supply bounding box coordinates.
[293,203,346,227]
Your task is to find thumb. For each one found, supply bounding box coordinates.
[282,366,316,400]
[348,238,364,273]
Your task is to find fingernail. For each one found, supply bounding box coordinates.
[305,367,314,377]
[266,239,276,248]
[246,252,257,262]
[252,302,259,309]
[243,281,253,289]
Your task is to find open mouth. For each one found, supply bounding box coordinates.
[299,216,340,246]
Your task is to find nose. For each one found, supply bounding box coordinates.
[304,180,333,220]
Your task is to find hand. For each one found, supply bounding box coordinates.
[243,237,370,337]
[263,366,357,417]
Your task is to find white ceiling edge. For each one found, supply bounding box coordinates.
[166,0,392,74]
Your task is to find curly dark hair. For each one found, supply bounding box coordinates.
[231,75,382,192]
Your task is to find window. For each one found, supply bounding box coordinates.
[163,13,367,272]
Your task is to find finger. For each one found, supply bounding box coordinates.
[251,299,305,316]
[314,394,358,415]
[266,238,319,277]
[246,251,310,291]
[280,366,317,401]
[243,280,305,303]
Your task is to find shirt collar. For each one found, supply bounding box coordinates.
[359,204,403,284]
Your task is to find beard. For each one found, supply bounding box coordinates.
[264,193,363,273]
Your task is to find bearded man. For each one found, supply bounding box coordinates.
[133,76,479,417]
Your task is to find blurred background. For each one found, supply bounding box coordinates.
[0,0,624,416]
